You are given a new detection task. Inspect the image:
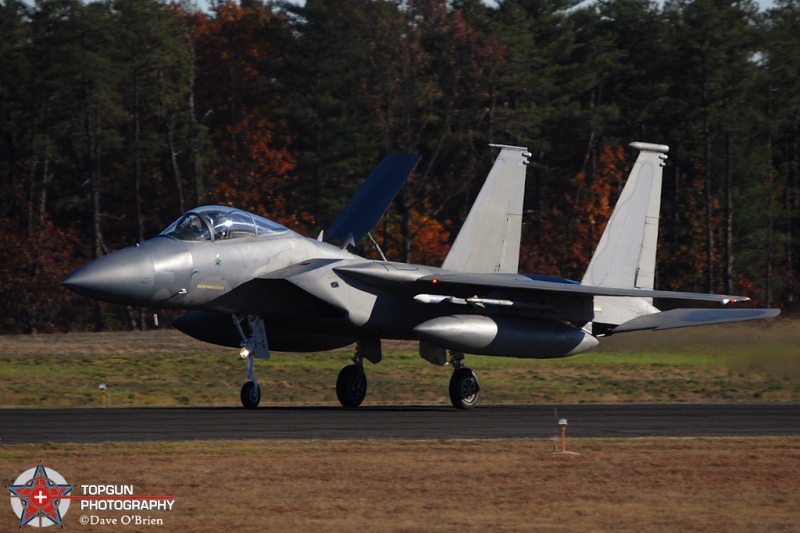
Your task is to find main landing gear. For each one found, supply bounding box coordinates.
[448,352,480,410]
[336,339,381,408]
[336,363,367,408]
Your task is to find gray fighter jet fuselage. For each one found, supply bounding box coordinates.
[63,144,779,409]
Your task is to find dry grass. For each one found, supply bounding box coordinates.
[1,437,798,532]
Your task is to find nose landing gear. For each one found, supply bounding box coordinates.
[233,314,269,409]
[240,377,261,409]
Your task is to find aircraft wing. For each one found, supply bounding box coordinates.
[411,272,780,332]
[413,272,751,304]
[335,263,780,331]
[325,153,421,246]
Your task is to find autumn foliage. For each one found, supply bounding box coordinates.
[520,145,625,280]
[0,215,84,333]
[0,0,797,333]
[188,2,307,229]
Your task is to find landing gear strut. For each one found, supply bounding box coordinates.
[233,314,269,409]
[448,352,480,410]
[336,347,367,408]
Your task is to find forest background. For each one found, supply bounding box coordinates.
[1,0,798,334]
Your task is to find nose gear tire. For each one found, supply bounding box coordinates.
[240,380,261,409]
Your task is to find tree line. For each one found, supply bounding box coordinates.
[1,0,797,334]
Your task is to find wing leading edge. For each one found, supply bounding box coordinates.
[414,272,750,304]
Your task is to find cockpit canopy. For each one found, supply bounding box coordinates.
[160,206,288,242]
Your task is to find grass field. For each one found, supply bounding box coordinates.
[2,438,798,531]
[1,320,798,531]
[0,319,797,408]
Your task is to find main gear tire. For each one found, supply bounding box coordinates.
[336,364,367,408]
[449,367,480,410]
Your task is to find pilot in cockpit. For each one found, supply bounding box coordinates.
[174,214,210,241]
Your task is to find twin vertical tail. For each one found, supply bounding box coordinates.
[441,141,669,327]
[581,142,670,327]
[442,145,531,273]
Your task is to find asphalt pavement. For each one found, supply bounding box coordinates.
[1,403,798,444]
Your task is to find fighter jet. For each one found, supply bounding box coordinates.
[63,142,779,409]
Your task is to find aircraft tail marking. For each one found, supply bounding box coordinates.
[442,145,531,273]
[581,142,669,326]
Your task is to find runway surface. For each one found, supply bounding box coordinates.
[1,404,798,444]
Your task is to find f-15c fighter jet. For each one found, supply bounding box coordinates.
[63,142,779,409]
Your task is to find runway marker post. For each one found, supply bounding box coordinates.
[98,383,107,408]
[550,417,580,456]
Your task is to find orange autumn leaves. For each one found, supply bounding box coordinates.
[187,2,304,228]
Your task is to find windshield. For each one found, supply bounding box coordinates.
[160,206,288,241]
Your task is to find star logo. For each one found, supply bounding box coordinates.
[215,254,221,266]
[7,464,73,528]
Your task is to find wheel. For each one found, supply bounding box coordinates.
[240,380,261,409]
[336,364,367,408]
[449,367,480,410]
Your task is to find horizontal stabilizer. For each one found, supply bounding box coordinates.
[611,308,781,334]
[326,153,420,246]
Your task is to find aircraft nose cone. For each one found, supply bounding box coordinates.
[63,246,155,305]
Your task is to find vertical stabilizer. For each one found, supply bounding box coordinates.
[442,145,531,273]
[581,142,669,327]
